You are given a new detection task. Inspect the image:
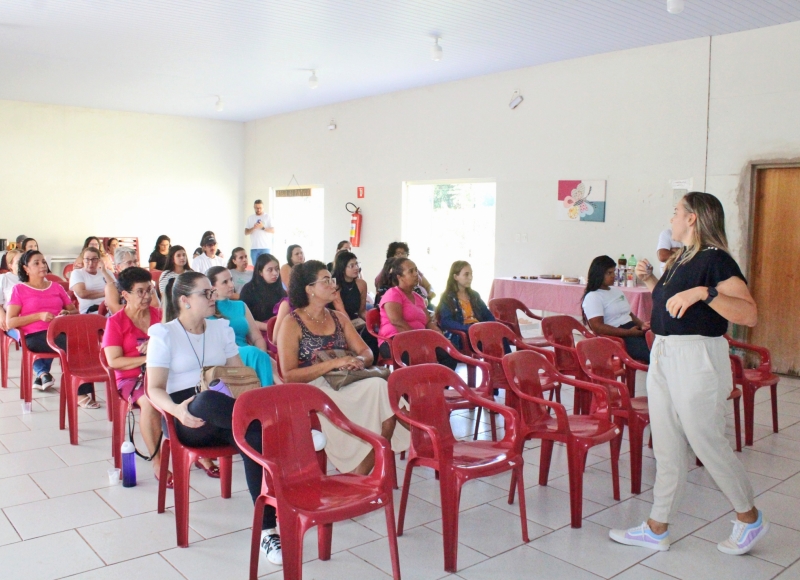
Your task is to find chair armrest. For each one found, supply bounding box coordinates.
[513,340,555,364]
[451,380,520,441]
[389,400,445,461]
[521,306,543,321]
[577,372,627,412]
[616,350,649,372]
[514,389,570,433]
[447,329,472,356]
[231,422,284,495]
[725,335,772,371]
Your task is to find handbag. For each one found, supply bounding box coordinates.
[314,349,390,391]
[199,365,260,399]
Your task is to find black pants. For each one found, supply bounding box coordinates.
[25,330,93,396]
[379,341,458,371]
[169,389,276,530]
[619,322,651,364]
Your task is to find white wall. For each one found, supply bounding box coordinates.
[0,100,245,266]
[244,37,712,288]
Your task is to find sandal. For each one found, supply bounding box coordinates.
[194,459,220,479]
[155,470,174,489]
[77,395,101,410]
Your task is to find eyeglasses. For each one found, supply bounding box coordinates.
[84,258,100,263]
[124,288,153,298]
[307,277,336,287]
[189,289,218,300]
[347,262,361,268]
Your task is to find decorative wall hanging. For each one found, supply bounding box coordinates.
[557,180,606,222]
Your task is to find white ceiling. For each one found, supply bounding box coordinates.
[1,0,799,122]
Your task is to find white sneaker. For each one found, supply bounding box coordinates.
[718,511,770,555]
[260,531,282,566]
[311,429,327,451]
[609,522,670,551]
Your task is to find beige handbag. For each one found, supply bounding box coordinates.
[314,349,390,391]
[200,365,260,399]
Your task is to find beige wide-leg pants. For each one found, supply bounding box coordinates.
[648,334,755,524]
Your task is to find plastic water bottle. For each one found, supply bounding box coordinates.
[628,255,638,287]
[121,441,137,488]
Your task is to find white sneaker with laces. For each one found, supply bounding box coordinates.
[609,522,670,551]
[260,530,282,566]
[717,510,769,555]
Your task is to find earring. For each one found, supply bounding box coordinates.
[311,292,315,297]
[185,304,191,309]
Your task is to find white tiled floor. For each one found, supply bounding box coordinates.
[1,346,800,579]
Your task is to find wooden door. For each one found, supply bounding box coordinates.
[749,167,800,375]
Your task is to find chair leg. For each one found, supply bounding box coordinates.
[248,497,266,580]
[473,406,483,440]
[318,523,333,561]
[628,419,644,495]
[439,471,462,573]
[514,463,529,542]
[743,386,756,447]
[173,449,192,548]
[566,444,587,528]
[59,377,67,430]
[157,439,171,514]
[467,364,476,389]
[732,395,742,452]
[219,454,233,498]
[105,381,114,422]
[279,517,304,580]
[609,430,622,501]
[538,439,554,486]
[508,468,517,504]
[770,383,779,434]
[384,502,402,580]
[66,378,80,446]
[0,337,8,389]
[397,459,416,535]
[489,410,497,442]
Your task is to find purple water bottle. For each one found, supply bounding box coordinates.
[121,441,137,487]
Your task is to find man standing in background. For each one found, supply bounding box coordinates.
[244,199,274,264]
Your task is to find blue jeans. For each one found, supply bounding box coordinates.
[250,248,270,264]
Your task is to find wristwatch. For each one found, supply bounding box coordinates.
[703,287,718,304]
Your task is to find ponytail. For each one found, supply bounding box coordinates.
[164,272,206,322]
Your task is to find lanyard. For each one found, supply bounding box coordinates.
[178,320,206,387]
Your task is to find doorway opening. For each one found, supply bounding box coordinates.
[402,180,496,302]
[270,186,324,266]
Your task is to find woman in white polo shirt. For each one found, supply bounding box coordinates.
[581,255,650,363]
[69,247,107,313]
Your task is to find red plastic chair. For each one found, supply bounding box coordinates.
[97,301,109,317]
[366,308,393,369]
[46,314,107,445]
[436,324,477,388]
[145,376,235,548]
[391,329,494,440]
[503,350,621,527]
[45,273,65,283]
[389,364,528,572]
[63,264,74,280]
[541,316,598,415]
[468,321,561,414]
[17,327,61,404]
[233,384,401,580]
[99,350,133,469]
[1,332,20,389]
[725,335,780,446]
[577,337,651,494]
[264,316,278,354]
[488,298,550,348]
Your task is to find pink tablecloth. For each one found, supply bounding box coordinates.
[489,277,653,322]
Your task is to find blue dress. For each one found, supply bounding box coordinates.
[212,299,274,387]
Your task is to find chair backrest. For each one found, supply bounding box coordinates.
[366,308,383,340]
[46,314,106,374]
[265,316,278,354]
[468,321,513,362]
[63,264,74,280]
[576,337,626,384]
[502,350,560,427]
[488,298,525,337]
[541,315,584,372]
[52,279,70,294]
[645,330,655,350]
[98,302,109,317]
[45,273,64,283]
[387,364,459,457]
[149,269,163,282]
[233,384,340,487]
[391,328,452,367]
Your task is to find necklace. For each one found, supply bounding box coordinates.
[178,319,206,391]
[304,307,327,324]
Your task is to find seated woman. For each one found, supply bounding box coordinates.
[375,242,434,301]
[379,257,457,370]
[227,247,252,299]
[159,245,192,298]
[331,250,379,358]
[6,250,98,407]
[69,247,107,314]
[20,238,51,273]
[0,250,22,341]
[326,240,351,272]
[278,261,409,474]
[435,260,495,350]
[279,244,304,288]
[104,247,152,315]
[240,253,286,336]
[101,267,165,481]
[73,237,107,270]
[581,255,650,363]
[191,234,225,274]
[148,235,171,271]
[206,267,274,387]
[146,273,282,565]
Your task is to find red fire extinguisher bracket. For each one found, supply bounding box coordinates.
[346,202,362,247]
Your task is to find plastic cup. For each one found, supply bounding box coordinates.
[21,402,32,414]
[108,468,121,485]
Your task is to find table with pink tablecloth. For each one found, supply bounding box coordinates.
[489,277,653,322]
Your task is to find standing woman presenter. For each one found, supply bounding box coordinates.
[610,192,768,555]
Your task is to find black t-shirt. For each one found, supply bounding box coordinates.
[148,251,168,270]
[651,247,745,337]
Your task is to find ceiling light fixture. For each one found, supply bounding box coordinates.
[328,120,337,131]
[667,0,685,14]
[215,96,224,112]
[308,70,319,89]
[509,90,523,110]
[431,37,443,61]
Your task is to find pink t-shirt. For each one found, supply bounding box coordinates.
[379,287,428,344]
[102,307,163,381]
[8,282,72,334]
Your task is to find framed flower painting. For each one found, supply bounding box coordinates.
[557,180,606,222]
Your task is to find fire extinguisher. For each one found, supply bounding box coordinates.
[347,202,362,247]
